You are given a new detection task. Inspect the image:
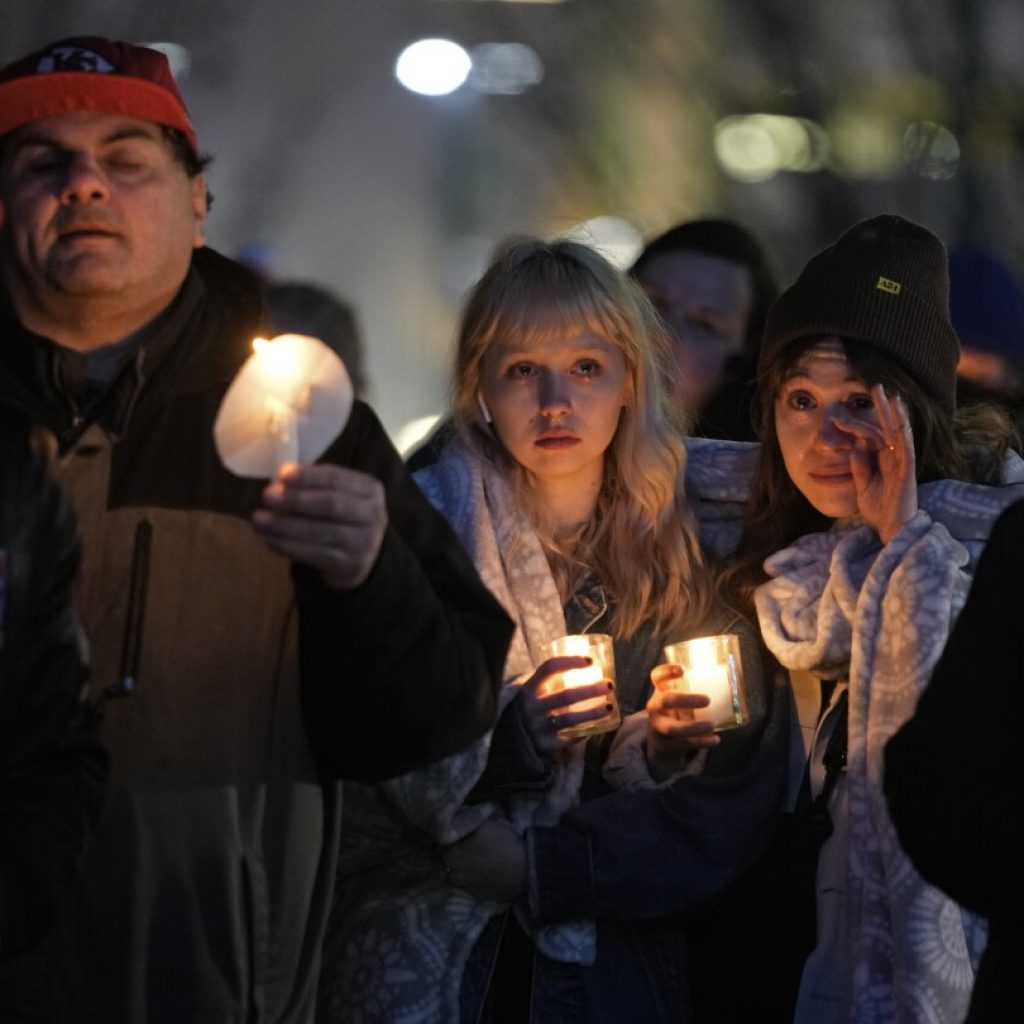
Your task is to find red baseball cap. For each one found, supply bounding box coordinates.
[0,36,198,156]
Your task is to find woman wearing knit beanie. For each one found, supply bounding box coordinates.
[710,215,1024,1024]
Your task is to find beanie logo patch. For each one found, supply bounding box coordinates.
[35,47,115,75]
[877,276,902,295]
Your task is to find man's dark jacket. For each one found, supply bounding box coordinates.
[0,247,512,1023]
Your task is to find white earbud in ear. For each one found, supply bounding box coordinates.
[477,393,493,424]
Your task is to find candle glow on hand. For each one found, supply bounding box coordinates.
[542,633,621,738]
[554,634,605,690]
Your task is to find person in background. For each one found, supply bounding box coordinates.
[949,243,1024,437]
[0,36,511,1023]
[0,410,106,1017]
[320,238,786,1023]
[720,215,1024,1023]
[264,280,369,399]
[630,218,779,441]
[885,496,1024,1024]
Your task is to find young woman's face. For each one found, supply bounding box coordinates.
[774,337,882,518]
[479,330,630,491]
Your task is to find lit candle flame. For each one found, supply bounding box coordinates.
[686,637,719,672]
[251,334,304,389]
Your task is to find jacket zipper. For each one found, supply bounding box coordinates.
[105,519,152,700]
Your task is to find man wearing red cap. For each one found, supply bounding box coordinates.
[0,36,512,1023]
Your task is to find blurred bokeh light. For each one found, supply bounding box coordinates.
[395,38,472,96]
[468,42,543,95]
[562,216,644,269]
[714,115,829,183]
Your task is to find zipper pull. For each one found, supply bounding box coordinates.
[106,520,153,700]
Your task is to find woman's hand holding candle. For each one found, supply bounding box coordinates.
[519,657,614,756]
[645,664,720,782]
[252,462,387,590]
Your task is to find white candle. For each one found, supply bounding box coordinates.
[264,394,300,467]
[684,657,735,727]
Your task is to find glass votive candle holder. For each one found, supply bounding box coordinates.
[661,634,748,732]
[540,633,621,739]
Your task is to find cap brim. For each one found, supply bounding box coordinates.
[0,73,197,155]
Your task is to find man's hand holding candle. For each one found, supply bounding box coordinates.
[252,462,386,591]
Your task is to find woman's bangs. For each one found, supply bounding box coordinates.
[490,282,615,350]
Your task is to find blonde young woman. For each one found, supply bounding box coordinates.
[317,239,786,1024]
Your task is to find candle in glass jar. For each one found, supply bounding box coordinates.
[662,634,747,731]
[541,633,621,738]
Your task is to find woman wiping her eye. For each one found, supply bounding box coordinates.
[714,215,1024,1024]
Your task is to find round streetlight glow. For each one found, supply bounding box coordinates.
[395,39,472,96]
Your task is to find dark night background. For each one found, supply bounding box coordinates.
[6,0,1024,444]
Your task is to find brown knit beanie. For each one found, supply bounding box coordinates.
[759,214,960,413]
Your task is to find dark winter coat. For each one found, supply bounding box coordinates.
[886,498,1024,1024]
[0,247,512,1023]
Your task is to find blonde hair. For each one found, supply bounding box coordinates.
[451,237,713,640]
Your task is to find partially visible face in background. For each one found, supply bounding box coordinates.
[636,249,752,416]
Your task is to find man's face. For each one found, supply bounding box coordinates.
[0,111,206,322]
